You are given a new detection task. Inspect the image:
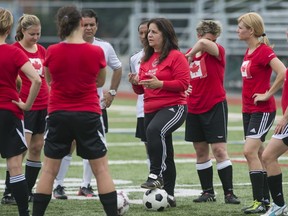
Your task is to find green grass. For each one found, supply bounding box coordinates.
[1,96,288,216]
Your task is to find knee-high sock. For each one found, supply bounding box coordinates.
[99,191,117,216]
[217,160,233,195]
[10,174,29,216]
[4,170,11,195]
[81,159,93,188]
[144,142,150,170]
[263,171,270,203]
[25,159,41,193]
[32,193,51,216]
[249,170,264,202]
[267,174,284,207]
[54,154,72,187]
[196,160,214,194]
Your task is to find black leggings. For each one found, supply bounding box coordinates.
[145,105,187,194]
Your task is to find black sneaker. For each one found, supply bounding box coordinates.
[141,174,163,189]
[225,193,240,204]
[167,195,176,207]
[53,185,68,200]
[193,192,216,202]
[78,184,97,197]
[1,194,17,205]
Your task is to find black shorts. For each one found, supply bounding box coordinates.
[0,110,27,159]
[24,109,47,134]
[272,122,288,145]
[243,112,276,142]
[135,117,146,142]
[44,111,107,160]
[102,108,108,133]
[185,100,228,143]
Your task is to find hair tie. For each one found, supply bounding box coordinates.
[262,33,266,37]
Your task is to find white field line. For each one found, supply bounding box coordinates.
[1,177,288,203]
[1,140,288,168]
[108,126,244,133]
[2,142,286,201]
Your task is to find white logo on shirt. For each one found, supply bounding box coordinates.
[241,60,252,78]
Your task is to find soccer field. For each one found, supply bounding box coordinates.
[1,96,288,216]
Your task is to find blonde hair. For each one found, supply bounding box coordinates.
[196,20,222,37]
[0,8,13,36]
[15,14,40,41]
[237,12,272,47]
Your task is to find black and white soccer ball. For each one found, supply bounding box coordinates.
[142,188,168,211]
[117,190,130,216]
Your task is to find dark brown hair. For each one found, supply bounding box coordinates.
[56,5,81,40]
[142,18,179,64]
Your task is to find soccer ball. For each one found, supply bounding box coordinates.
[117,191,130,216]
[142,188,168,211]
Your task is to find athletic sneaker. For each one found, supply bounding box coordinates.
[260,203,288,216]
[225,193,241,204]
[244,200,266,214]
[78,184,97,197]
[140,173,163,189]
[193,192,216,202]
[1,194,16,205]
[167,195,176,207]
[53,185,68,199]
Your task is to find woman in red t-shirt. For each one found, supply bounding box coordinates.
[0,8,41,216]
[32,6,117,216]
[12,14,48,203]
[237,12,286,214]
[131,18,190,206]
[185,20,240,205]
[262,69,288,215]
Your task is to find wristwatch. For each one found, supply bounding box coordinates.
[108,89,117,96]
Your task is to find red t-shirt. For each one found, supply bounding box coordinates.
[44,43,106,114]
[13,42,48,110]
[0,44,29,119]
[186,43,226,114]
[133,50,190,113]
[282,69,288,114]
[240,44,276,113]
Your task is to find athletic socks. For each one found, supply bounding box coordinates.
[25,159,41,193]
[217,160,234,195]
[3,170,11,195]
[267,174,285,207]
[144,142,151,169]
[249,170,264,202]
[196,160,214,194]
[54,154,72,187]
[32,193,52,216]
[81,159,93,188]
[263,171,270,203]
[10,174,30,216]
[99,191,117,216]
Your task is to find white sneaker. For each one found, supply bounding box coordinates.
[261,203,288,216]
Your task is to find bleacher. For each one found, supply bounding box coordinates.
[1,0,287,91]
